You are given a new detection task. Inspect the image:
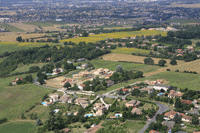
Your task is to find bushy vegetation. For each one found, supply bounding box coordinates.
[0,42,111,77]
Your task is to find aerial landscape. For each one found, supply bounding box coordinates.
[1,0,200,133]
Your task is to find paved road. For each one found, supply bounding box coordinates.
[33,77,57,90]
[138,102,169,133]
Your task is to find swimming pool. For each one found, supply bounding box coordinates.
[84,114,93,117]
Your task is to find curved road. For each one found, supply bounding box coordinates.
[34,77,169,133]
[138,102,169,133]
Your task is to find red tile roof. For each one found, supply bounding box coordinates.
[182,100,193,105]
[164,111,177,116]
[149,130,160,133]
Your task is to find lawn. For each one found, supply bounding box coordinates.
[111,47,150,55]
[87,59,161,73]
[103,97,116,104]
[0,74,53,120]
[0,42,58,54]
[0,23,24,32]
[122,120,146,133]
[0,57,5,63]
[147,71,200,91]
[0,120,37,133]
[60,30,167,44]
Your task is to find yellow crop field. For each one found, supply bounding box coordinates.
[60,30,167,44]
[112,47,150,55]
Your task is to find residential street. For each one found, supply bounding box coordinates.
[138,102,169,133]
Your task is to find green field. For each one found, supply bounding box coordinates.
[0,121,37,133]
[0,23,24,32]
[111,47,150,55]
[60,30,167,44]
[11,63,48,74]
[87,59,161,73]
[0,42,59,54]
[0,74,52,120]
[148,71,200,91]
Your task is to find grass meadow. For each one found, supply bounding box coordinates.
[87,59,161,73]
[0,74,52,120]
[147,71,200,91]
[60,30,167,44]
[0,121,37,133]
[0,23,24,32]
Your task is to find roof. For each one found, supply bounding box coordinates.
[182,115,192,121]
[149,130,160,133]
[168,90,183,97]
[162,121,175,129]
[84,125,102,133]
[117,88,129,92]
[12,77,23,82]
[154,84,170,88]
[164,111,177,116]
[59,95,70,101]
[80,84,86,87]
[105,80,114,84]
[182,100,193,105]
[131,108,142,115]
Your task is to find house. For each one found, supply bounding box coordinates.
[193,131,200,133]
[182,115,192,122]
[131,107,143,115]
[117,88,129,94]
[67,61,74,64]
[105,80,114,87]
[59,95,71,103]
[164,111,178,120]
[61,78,76,85]
[49,93,59,102]
[162,121,175,130]
[12,77,23,85]
[168,90,183,98]
[81,63,89,69]
[77,58,86,62]
[93,103,104,110]
[78,84,86,90]
[182,100,193,105]
[125,100,141,108]
[141,87,154,94]
[149,130,160,133]
[96,107,106,116]
[153,84,171,92]
[110,116,117,118]
[52,68,65,75]
[187,45,194,50]
[148,81,157,85]
[84,125,102,133]
[75,98,89,108]
[68,98,73,103]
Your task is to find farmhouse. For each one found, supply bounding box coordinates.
[182,115,192,122]
[125,100,140,108]
[162,121,175,130]
[75,98,89,108]
[131,107,142,115]
[12,77,23,85]
[105,80,114,87]
[168,90,183,98]
[96,107,107,116]
[49,93,59,102]
[61,78,76,85]
[78,84,86,90]
[59,95,72,103]
[152,84,171,92]
[164,111,178,120]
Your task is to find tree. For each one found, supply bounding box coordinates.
[118,89,124,95]
[38,77,45,85]
[196,41,200,47]
[170,59,177,65]
[29,66,40,73]
[64,82,71,89]
[136,71,143,77]
[16,36,22,42]
[144,57,154,65]
[154,46,157,51]
[36,119,43,126]
[192,114,199,125]
[175,98,182,109]
[158,59,167,66]
[173,113,182,123]
[116,65,124,73]
[21,113,26,119]
[82,31,88,37]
